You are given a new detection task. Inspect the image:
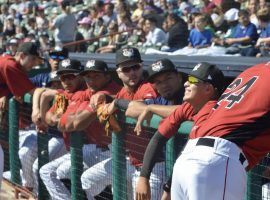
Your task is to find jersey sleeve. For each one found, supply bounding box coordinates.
[158,102,194,138]
[140,83,158,100]
[3,61,35,96]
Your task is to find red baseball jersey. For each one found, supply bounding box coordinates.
[0,55,35,97]
[77,80,121,147]
[115,81,158,166]
[158,101,217,139]
[190,63,270,169]
[116,82,157,100]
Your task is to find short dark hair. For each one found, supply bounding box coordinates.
[238,9,249,17]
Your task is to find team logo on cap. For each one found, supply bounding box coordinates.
[122,48,134,57]
[62,59,71,68]
[193,63,202,71]
[151,61,164,72]
[86,60,95,68]
[50,71,57,79]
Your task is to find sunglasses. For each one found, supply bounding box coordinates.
[118,64,141,73]
[187,76,203,84]
[50,55,66,60]
[60,74,76,81]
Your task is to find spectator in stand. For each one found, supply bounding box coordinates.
[161,13,189,52]
[225,9,258,56]
[103,2,117,26]
[143,16,166,47]
[188,14,213,49]
[259,0,270,10]
[96,21,119,53]
[131,0,144,23]
[50,0,77,52]
[38,31,51,52]
[78,17,92,40]
[91,17,107,38]
[0,4,9,25]
[5,38,19,56]
[248,0,259,28]
[255,8,270,57]
[35,6,49,33]
[3,16,16,38]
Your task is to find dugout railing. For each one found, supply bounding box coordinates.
[5,95,266,200]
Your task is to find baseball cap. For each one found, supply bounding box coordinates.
[80,59,109,75]
[224,8,239,21]
[78,17,92,25]
[7,38,19,46]
[17,42,43,60]
[49,46,69,59]
[189,62,225,95]
[147,58,177,83]
[116,47,143,67]
[57,59,83,75]
[49,71,60,82]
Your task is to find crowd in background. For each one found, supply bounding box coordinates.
[0,0,270,57]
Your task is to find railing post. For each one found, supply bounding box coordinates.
[112,113,126,200]
[8,98,21,184]
[70,131,84,200]
[165,136,177,179]
[37,133,49,200]
[246,166,263,200]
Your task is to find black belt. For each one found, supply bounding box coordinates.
[196,138,247,165]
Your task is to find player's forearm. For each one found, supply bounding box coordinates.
[125,101,147,118]
[73,111,96,131]
[32,88,46,110]
[147,105,178,118]
[40,90,57,120]
[140,131,168,179]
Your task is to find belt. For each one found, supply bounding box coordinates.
[196,138,247,166]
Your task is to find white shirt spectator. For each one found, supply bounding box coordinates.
[144,28,167,47]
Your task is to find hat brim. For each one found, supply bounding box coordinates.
[147,69,178,83]
[57,69,80,75]
[79,69,107,75]
[117,60,143,68]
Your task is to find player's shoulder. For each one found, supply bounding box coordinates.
[240,62,270,77]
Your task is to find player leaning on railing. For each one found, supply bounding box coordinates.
[135,63,225,200]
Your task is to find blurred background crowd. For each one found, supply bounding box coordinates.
[0,0,270,57]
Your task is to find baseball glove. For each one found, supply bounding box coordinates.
[97,104,122,135]
[53,94,68,115]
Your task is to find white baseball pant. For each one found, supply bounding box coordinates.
[18,129,37,188]
[32,137,67,194]
[40,144,107,200]
[171,137,248,200]
[0,145,4,189]
[81,155,165,200]
[262,183,270,200]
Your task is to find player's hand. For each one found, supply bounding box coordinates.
[90,93,106,111]
[32,108,41,124]
[0,96,7,110]
[134,109,152,136]
[36,121,48,134]
[161,191,171,200]
[135,177,151,200]
[225,38,234,45]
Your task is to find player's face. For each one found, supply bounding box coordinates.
[183,76,213,105]
[20,54,43,72]
[49,54,66,72]
[60,74,82,93]
[152,72,182,100]
[117,63,143,88]
[83,71,109,92]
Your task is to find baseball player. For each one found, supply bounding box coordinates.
[170,61,270,200]
[80,47,158,199]
[135,63,225,200]
[40,59,120,200]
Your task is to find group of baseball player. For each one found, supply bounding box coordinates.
[0,41,270,200]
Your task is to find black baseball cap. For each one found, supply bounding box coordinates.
[148,58,177,83]
[189,62,225,95]
[57,59,83,75]
[49,46,69,58]
[116,47,143,67]
[49,71,60,82]
[80,59,109,75]
[17,42,43,60]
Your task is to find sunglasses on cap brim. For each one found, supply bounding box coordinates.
[117,64,141,73]
[50,55,66,60]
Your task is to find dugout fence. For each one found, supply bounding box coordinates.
[3,95,266,200]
